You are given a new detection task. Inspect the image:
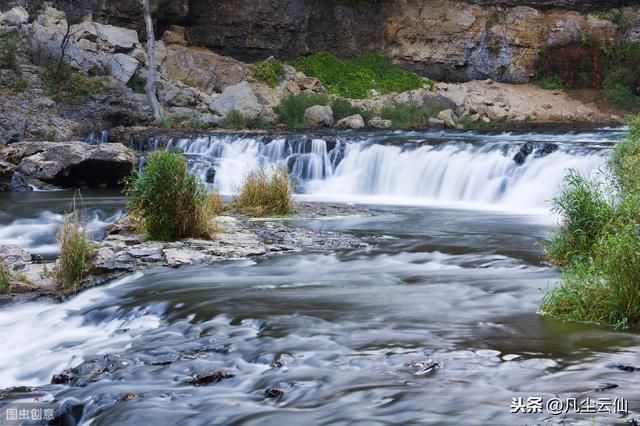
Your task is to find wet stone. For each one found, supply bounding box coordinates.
[264,388,284,400]
[186,371,235,386]
[404,359,440,375]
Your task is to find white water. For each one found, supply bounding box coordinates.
[171,130,616,211]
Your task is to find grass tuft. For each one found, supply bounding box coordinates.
[0,261,10,294]
[379,101,444,129]
[248,58,284,88]
[41,62,106,104]
[234,166,294,216]
[125,150,215,241]
[55,208,95,294]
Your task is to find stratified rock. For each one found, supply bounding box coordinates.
[0,142,137,187]
[108,53,139,83]
[210,81,261,119]
[161,44,245,94]
[335,114,365,129]
[304,105,333,127]
[0,6,28,26]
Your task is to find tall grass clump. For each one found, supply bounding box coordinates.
[55,208,94,294]
[379,101,445,129]
[541,116,640,327]
[292,52,431,99]
[125,150,215,241]
[0,261,10,294]
[235,166,294,216]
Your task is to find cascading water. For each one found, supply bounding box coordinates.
[168,129,619,210]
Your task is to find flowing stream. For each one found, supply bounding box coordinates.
[1,128,638,425]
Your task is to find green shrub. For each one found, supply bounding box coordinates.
[41,63,106,103]
[0,261,10,294]
[273,93,330,128]
[44,125,57,142]
[541,117,640,327]
[127,74,147,94]
[379,101,444,129]
[601,80,639,110]
[234,166,294,216]
[0,28,19,71]
[125,150,215,241]
[330,97,373,123]
[55,209,95,294]
[222,109,272,130]
[535,75,568,90]
[292,52,430,99]
[248,58,284,88]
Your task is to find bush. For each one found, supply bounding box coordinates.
[248,58,284,88]
[535,75,567,90]
[234,166,294,216]
[273,93,329,128]
[41,63,106,104]
[222,109,272,130]
[125,150,215,241]
[127,74,147,94]
[330,98,373,123]
[292,52,431,99]
[0,28,19,71]
[379,101,444,129]
[55,208,95,294]
[541,116,640,327]
[0,261,9,294]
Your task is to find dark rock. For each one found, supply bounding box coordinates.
[186,371,235,386]
[264,388,284,400]
[609,364,640,372]
[9,172,32,192]
[595,383,619,391]
[205,167,216,184]
[404,359,440,375]
[513,142,559,165]
[0,386,34,399]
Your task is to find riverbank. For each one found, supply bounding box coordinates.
[0,202,369,304]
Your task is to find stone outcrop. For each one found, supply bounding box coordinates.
[0,244,56,294]
[304,105,334,127]
[0,142,137,187]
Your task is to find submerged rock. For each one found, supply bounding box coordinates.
[264,388,284,400]
[513,142,559,165]
[186,371,235,386]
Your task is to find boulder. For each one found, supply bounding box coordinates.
[205,167,216,184]
[35,6,65,27]
[108,53,139,82]
[161,84,198,107]
[210,81,261,119]
[0,160,16,191]
[304,105,333,127]
[368,116,392,129]
[0,6,29,26]
[428,118,445,129]
[437,109,456,128]
[0,142,136,187]
[161,44,245,94]
[94,22,139,52]
[162,25,188,46]
[335,114,364,129]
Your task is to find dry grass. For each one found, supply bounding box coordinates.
[55,208,95,294]
[234,166,294,216]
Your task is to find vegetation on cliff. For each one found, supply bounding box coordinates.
[541,116,640,327]
[291,52,432,99]
[125,150,215,241]
[274,93,372,128]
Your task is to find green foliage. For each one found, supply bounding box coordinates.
[0,261,9,294]
[541,117,640,327]
[291,52,430,99]
[330,97,373,123]
[379,101,444,129]
[41,63,106,103]
[248,58,284,88]
[55,208,94,294]
[222,109,272,130]
[273,93,329,128]
[125,150,215,241]
[536,75,568,90]
[126,74,147,94]
[44,125,57,142]
[0,28,20,71]
[234,166,294,216]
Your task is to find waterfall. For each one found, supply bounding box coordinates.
[166,130,619,210]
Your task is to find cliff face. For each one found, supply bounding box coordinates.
[3,0,639,83]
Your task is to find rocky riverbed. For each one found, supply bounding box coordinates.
[0,202,369,303]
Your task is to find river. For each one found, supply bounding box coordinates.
[0,128,637,425]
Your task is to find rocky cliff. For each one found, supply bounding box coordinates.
[2,0,639,83]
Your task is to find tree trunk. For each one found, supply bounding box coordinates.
[140,0,163,123]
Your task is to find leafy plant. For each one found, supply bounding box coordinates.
[41,62,106,104]
[273,93,330,128]
[0,261,10,294]
[126,74,147,94]
[248,58,284,88]
[55,207,95,294]
[535,75,568,90]
[222,109,272,130]
[234,166,294,216]
[291,52,431,99]
[125,150,215,241]
[379,101,444,129]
